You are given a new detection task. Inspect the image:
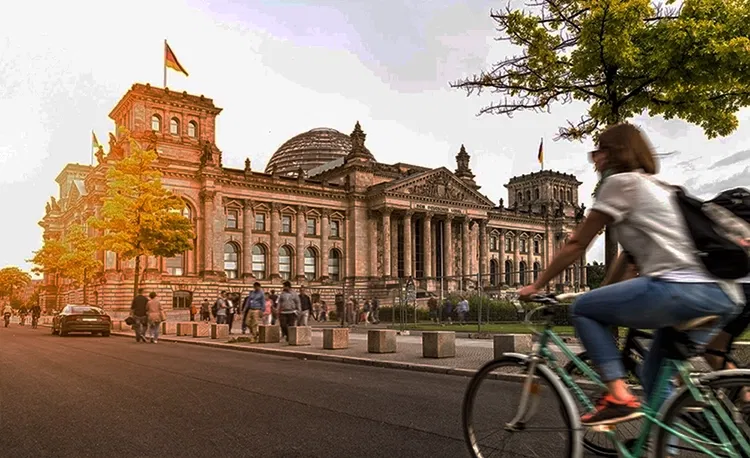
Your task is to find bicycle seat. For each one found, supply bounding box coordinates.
[662,315,720,360]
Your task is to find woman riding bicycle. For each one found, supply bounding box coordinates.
[518,123,742,427]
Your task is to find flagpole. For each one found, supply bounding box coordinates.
[163,39,167,88]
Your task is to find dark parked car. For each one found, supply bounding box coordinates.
[52,305,111,337]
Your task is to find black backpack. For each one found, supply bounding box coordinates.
[675,187,750,279]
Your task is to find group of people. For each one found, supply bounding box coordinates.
[427,295,469,324]
[129,289,165,343]
[1,302,42,327]
[518,123,750,427]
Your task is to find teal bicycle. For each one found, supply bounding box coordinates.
[462,293,750,457]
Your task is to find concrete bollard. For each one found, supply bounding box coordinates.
[192,322,211,337]
[323,327,349,350]
[258,325,281,343]
[368,329,397,354]
[119,321,133,332]
[176,322,193,336]
[422,331,456,358]
[493,334,533,358]
[211,323,229,339]
[288,326,312,346]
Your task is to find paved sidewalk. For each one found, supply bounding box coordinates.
[109,326,584,376]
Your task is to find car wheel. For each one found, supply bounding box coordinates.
[51,327,58,335]
[60,329,68,337]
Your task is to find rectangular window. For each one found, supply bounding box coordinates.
[534,240,540,255]
[255,214,266,231]
[281,215,292,233]
[330,220,340,237]
[226,209,238,229]
[306,218,316,235]
[165,255,184,276]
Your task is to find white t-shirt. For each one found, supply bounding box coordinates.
[592,172,743,302]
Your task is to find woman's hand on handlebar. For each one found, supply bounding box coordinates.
[517,285,540,301]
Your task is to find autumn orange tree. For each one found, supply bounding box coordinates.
[0,266,31,303]
[89,128,194,295]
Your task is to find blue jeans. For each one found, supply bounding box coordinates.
[571,277,738,400]
[148,320,161,340]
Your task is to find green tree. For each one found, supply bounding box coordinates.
[585,261,607,289]
[89,128,194,295]
[59,225,102,305]
[0,266,31,301]
[452,0,750,267]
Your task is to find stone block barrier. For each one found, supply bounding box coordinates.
[422,331,456,358]
[368,329,397,354]
[118,321,132,332]
[211,323,229,339]
[288,326,312,346]
[323,327,349,350]
[176,322,193,336]
[161,321,178,335]
[258,325,281,343]
[493,334,533,358]
[192,322,210,338]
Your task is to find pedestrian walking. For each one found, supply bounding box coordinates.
[226,294,237,333]
[215,292,228,324]
[298,286,312,326]
[319,300,328,322]
[277,281,301,340]
[146,292,165,343]
[130,288,149,343]
[370,297,380,324]
[200,299,210,321]
[189,302,197,321]
[262,293,273,325]
[242,282,264,339]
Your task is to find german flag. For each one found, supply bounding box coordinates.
[164,41,188,77]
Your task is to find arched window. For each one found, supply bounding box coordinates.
[504,260,513,285]
[534,187,540,200]
[525,190,531,202]
[517,191,523,203]
[567,189,573,202]
[554,188,558,200]
[489,260,498,286]
[328,249,341,281]
[224,243,239,279]
[279,246,292,280]
[151,114,161,131]
[519,261,527,285]
[252,245,266,279]
[187,121,197,138]
[533,262,541,282]
[304,247,317,281]
[170,117,180,135]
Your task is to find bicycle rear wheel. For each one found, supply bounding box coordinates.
[462,355,580,458]
[653,370,750,457]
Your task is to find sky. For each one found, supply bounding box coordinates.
[2,0,750,275]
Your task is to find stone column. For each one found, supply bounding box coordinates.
[200,189,216,276]
[444,215,454,279]
[369,211,378,278]
[296,206,306,282]
[479,220,488,285]
[430,222,437,277]
[242,200,254,279]
[513,233,520,285]
[320,210,330,281]
[498,229,505,285]
[382,209,392,278]
[580,254,587,286]
[461,218,470,281]
[526,237,534,285]
[423,212,433,279]
[270,203,280,280]
[391,217,399,277]
[403,211,413,278]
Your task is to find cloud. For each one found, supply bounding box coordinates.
[709,150,750,169]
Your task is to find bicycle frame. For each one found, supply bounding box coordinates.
[528,318,750,457]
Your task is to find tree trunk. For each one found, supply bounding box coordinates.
[82,268,88,305]
[133,256,141,297]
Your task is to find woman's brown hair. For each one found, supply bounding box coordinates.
[597,123,659,174]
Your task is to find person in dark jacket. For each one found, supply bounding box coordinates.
[297,286,312,326]
[131,288,149,343]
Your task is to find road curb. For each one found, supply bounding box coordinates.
[109,331,479,378]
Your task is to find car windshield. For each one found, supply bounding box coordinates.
[63,306,102,315]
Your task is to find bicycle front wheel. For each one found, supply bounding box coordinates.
[463,355,581,458]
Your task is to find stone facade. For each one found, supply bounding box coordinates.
[38,83,586,312]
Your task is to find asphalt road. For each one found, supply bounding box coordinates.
[0,325,585,458]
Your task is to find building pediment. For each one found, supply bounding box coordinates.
[376,167,494,207]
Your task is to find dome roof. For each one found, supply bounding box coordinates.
[264,127,374,176]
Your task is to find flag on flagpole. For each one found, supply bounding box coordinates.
[164,41,189,77]
[92,131,100,150]
[537,137,544,169]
